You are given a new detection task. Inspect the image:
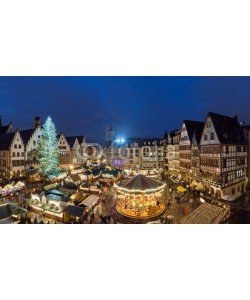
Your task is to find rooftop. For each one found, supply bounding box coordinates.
[181,202,231,224]
[0,132,16,150]
[115,174,165,194]
[208,112,246,145]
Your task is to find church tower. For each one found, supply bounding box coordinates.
[34,116,41,128]
[106,125,115,144]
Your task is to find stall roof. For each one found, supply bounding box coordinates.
[69,174,81,182]
[46,189,70,202]
[80,195,99,207]
[0,203,12,220]
[48,189,65,196]
[64,205,86,217]
[70,191,88,204]
[181,203,230,224]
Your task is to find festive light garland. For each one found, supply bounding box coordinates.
[113,182,166,194]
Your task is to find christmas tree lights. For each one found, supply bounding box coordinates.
[38,116,59,177]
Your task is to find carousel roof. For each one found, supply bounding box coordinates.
[115,174,165,194]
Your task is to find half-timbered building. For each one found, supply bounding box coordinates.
[179,120,204,182]
[200,112,247,198]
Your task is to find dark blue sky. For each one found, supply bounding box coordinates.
[0,77,250,141]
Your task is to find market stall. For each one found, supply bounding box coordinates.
[70,190,88,205]
[79,194,99,209]
[63,205,86,223]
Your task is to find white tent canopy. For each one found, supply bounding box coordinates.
[3,184,14,191]
[15,181,25,188]
[221,194,236,201]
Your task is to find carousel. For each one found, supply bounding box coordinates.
[114,174,166,219]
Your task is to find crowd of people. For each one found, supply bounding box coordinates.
[82,211,117,224]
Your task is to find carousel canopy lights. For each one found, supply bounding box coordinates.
[114,174,166,194]
[115,174,166,219]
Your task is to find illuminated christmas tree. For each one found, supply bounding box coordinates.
[38,116,59,176]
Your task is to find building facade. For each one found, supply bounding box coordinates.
[242,125,250,188]
[106,138,164,171]
[20,119,42,171]
[0,131,25,179]
[58,133,71,167]
[200,112,247,198]
[61,136,88,167]
[172,130,181,177]
[190,126,204,180]
[141,139,164,170]
[167,130,181,177]
[179,120,204,182]
[163,131,168,172]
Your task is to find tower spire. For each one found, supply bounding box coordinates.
[34,116,41,128]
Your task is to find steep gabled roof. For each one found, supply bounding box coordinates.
[0,123,14,135]
[191,123,205,145]
[65,136,79,148]
[183,120,204,141]
[76,136,86,144]
[19,129,35,145]
[208,112,246,144]
[0,125,10,135]
[0,132,16,150]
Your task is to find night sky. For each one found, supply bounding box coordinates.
[0,76,250,142]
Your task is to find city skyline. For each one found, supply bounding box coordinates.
[1,76,250,141]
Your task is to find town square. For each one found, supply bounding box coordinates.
[1,77,250,224]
